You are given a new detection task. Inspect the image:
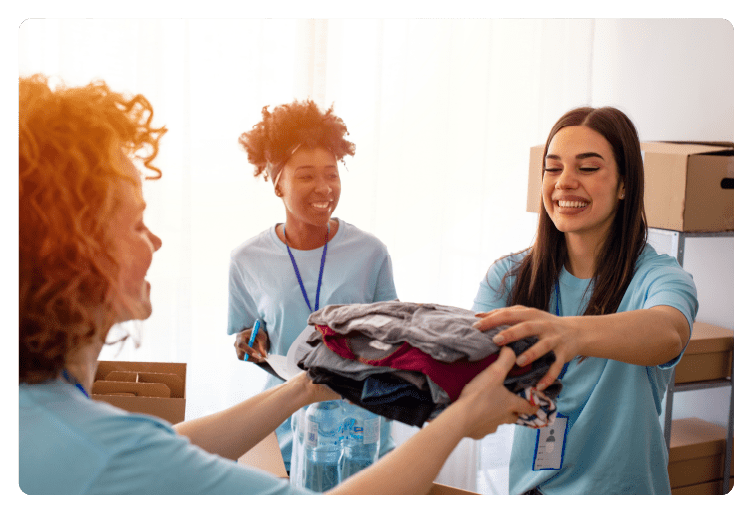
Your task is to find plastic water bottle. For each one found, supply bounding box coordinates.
[303,400,346,492]
[340,402,381,480]
[289,406,307,487]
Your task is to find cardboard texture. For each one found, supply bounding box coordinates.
[675,322,733,384]
[92,361,187,424]
[526,141,734,232]
[238,432,288,478]
[671,477,734,495]
[669,417,733,490]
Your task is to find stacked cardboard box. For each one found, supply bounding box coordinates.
[669,418,733,494]
[92,361,187,424]
[675,322,733,384]
[668,322,734,494]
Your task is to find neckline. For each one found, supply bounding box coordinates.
[274,218,342,251]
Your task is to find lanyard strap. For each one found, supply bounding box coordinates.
[61,369,90,399]
[284,224,329,313]
[554,278,569,379]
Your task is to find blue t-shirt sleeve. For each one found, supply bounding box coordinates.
[227,256,261,335]
[638,259,699,369]
[472,256,517,312]
[373,253,399,302]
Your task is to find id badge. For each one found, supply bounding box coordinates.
[532,413,568,471]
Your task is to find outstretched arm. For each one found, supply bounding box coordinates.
[473,305,691,391]
[173,371,339,460]
[326,347,538,495]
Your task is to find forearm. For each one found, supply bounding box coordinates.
[173,378,311,460]
[326,401,471,495]
[572,306,690,366]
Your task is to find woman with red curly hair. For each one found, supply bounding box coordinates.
[230,100,399,474]
[19,75,537,494]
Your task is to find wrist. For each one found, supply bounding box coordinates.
[563,315,588,357]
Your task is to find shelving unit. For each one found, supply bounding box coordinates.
[647,228,734,495]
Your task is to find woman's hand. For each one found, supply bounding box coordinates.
[473,305,583,391]
[234,327,269,362]
[287,370,341,404]
[453,346,540,439]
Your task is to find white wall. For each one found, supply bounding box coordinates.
[590,19,734,429]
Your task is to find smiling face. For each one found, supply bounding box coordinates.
[542,125,625,247]
[111,156,162,321]
[276,146,340,231]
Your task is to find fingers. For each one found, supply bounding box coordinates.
[491,345,518,377]
[234,328,269,362]
[472,305,528,331]
[256,330,269,359]
[535,359,564,392]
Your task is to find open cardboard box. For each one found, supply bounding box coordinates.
[669,417,733,492]
[239,432,478,494]
[675,322,733,384]
[526,141,734,232]
[92,361,187,424]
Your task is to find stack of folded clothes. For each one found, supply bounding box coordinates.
[297,301,562,428]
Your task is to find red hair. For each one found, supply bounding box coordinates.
[19,74,166,384]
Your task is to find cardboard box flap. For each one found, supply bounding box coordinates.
[92,380,171,398]
[96,360,186,380]
[104,371,184,398]
[641,141,733,157]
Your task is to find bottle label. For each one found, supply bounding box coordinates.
[305,419,319,447]
[363,417,380,445]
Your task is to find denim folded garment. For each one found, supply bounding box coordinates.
[298,301,561,428]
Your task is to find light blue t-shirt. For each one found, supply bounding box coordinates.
[227,218,399,467]
[19,380,313,494]
[472,244,698,495]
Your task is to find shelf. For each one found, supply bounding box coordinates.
[648,229,734,495]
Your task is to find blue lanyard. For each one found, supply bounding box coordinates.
[284,224,329,313]
[554,279,569,379]
[61,369,90,399]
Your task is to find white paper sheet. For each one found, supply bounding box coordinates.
[263,325,315,381]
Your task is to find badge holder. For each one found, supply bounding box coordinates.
[532,413,568,471]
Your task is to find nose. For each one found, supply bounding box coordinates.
[555,166,578,190]
[149,230,163,252]
[314,176,333,194]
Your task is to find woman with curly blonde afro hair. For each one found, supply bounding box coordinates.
[19,76,536,495]
[230,100,399,475]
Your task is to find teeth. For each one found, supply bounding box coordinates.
[558,200,588,208]
[312,202,330,209]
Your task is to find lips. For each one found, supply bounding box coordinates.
[311,201,332,211]
[557,200,589,209]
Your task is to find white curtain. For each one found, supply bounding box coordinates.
[19,18,595,492]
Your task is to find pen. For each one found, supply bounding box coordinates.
[243,320,261,362]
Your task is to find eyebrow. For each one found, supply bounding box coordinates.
[294,165,338,170]
[545,152,605,161]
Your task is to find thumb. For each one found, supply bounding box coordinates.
[491,346,518,379]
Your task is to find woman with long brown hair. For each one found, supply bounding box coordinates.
[472,106,698,494]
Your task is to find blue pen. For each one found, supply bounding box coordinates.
[243,320,261,362]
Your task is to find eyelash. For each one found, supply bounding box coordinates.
[543,167,599,173]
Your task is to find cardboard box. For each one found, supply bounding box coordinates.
[526,142,734,232]
[92,361,187,424]
[675,322,733,384]
[671,477,734,495]
[668,417,732,489]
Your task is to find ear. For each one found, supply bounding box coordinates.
[618,181,626,200]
